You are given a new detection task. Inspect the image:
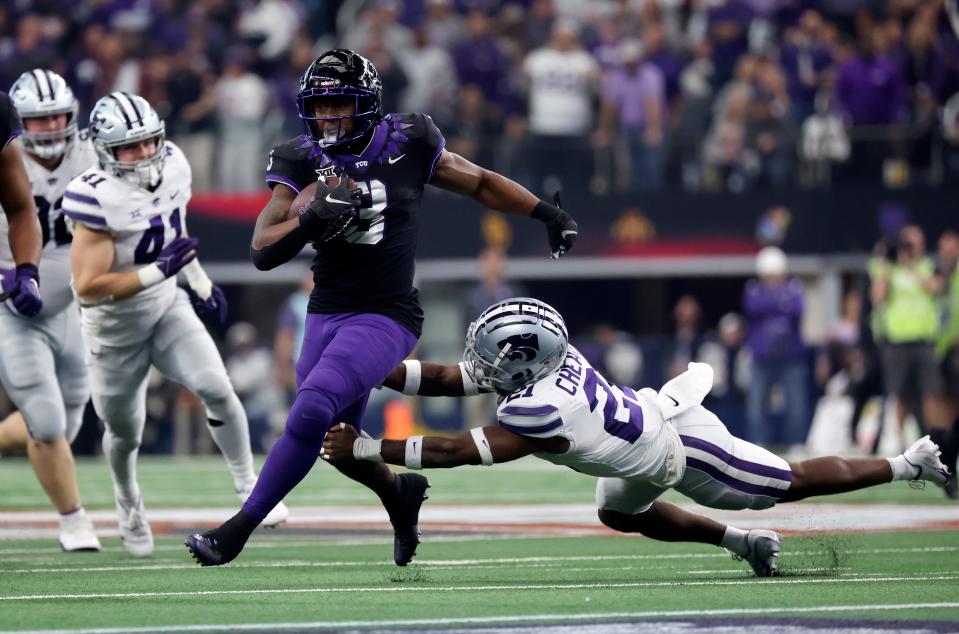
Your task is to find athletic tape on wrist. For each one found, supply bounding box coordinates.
[352,436,384,463]
[182,259,213,300]
[402,360,422,395]
[470,427,494,466]
[459,362,480,396]
[137,264,166,288]
[405,435,424,470]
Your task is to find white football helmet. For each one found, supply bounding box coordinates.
[89,92,166,189]
[464,297,569,395]
[9,69,79,160]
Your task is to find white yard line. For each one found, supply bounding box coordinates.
[3,574,958,602]
[2,545,956,574]
[2,602,958,634]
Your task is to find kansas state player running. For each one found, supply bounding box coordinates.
[0,71,100,551]
[65,92,288,557]
[323,297,953,577]
[186,50,578,567]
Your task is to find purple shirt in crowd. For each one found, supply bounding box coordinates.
[743,277,806,363]
[836,55,908,125]
[602,63,665,130]
[451,36,515,113]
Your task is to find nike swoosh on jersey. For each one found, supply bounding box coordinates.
[664,394,680,407]
[388,154,406,164]
[561,230,578,238]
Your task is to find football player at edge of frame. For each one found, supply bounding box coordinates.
[185,49,578,568]
[323,297,953,577]
[0,72,100,552]
[64,90,288,558]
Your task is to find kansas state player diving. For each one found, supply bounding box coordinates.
[65,92,288,557]
[0,71,100,551]
[186,49,578,567]
[322,297,953,577]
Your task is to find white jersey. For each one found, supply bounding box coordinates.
[497,346,680,485]
[63,141,193,347]
[0,134,97,315]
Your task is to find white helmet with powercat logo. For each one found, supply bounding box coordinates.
[9,69,79,160]
[464,297,569,395]
[89,92,165,189]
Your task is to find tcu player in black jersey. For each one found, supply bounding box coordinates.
[187,49,578,567]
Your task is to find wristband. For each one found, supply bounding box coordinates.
[182,259,213,300]
[405,435,424,470]
[352,436,384,462]
[459,362,480,395]
[531,200,562,223]
[15,263,39,281]
[470,427,494,466]
[402,360,422,395]
[137,263,166,288]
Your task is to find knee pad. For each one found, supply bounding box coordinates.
[21,395,66,443]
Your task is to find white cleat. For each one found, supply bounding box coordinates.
[59,509,101,552]
[731,529,781,577]
[237,480,289,528]
[904,435,952,489]
[117,498,154,557]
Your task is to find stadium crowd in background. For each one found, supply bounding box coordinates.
[3,0,959,194]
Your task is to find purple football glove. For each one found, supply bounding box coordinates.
[10,264,42,318]
[156,237,199,277]
[187,284,228,324]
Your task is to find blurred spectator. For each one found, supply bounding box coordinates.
[214,47,270,191]
[236,0,299,73]
[451,10,513,116]
[342,0,413,56]
[869,225,946,445]
[747,58,792,187]
[363,32,409,115]
[166,50,217,192]
[423,0,465,50]
[523,19,599,194]
[225,322,276,452]
[702,85,756,191]
[665,295,705,380]
[399,29,457,125]
[642,20,685,107]
[445,84,501,167]
[799,90,851,186]
[594,39,667,191]
[837,28,908,126]
[525,0,556,52]
[743,247,809,447]
[2,14,55,86]
[575,323,643,388]
[699,312,751,438]
[706,0,754,86]
[779,10,834,124]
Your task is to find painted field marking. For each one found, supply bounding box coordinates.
[2,602,959,634]
[3,574,958,602]
[1,545,956,575]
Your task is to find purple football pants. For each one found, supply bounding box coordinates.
[242,312,417,522]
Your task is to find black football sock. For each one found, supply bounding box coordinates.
[211,509,258,553]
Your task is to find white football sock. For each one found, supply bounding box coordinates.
[205,393,256,490]
[720,525,750,556]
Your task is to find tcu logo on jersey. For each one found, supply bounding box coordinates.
[355,160,368,168]
[498,333,540,362]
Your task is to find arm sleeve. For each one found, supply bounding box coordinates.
[497,396,564,439]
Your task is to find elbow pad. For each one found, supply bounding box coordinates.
[250,226,308,271]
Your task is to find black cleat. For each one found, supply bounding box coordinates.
[385,473,430,566]
[185,510,257,566]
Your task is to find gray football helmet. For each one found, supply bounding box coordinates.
[88,92,165,189]
[9,69,79,160]
[464,297,569,395]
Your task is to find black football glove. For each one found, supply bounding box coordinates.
[532,192,577,259]
[299,176,362,243]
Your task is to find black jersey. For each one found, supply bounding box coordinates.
[266,113,446,336]
[0,92,22,151]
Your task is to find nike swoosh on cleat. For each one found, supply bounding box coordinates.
[325,193,353,205]
[388,154,406,164]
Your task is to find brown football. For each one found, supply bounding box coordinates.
[287,177,357,221]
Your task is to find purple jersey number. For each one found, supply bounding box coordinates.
[133,208,182,264]
[583,368,642,443]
